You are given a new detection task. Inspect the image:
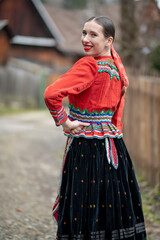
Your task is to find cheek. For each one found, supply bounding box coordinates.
[99,41,106,50]
[95,42,103,50]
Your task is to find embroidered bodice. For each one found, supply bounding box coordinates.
[44,56,125,139]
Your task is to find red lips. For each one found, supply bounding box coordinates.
[83,45,92,51]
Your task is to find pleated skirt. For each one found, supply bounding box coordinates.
[56,137,147,240]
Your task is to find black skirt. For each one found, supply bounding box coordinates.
[56,137,147,240]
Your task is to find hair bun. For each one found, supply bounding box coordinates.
[121,85,126,96]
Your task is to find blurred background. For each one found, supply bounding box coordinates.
[0,0,160,239]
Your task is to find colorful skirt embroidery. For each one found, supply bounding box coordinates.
[54,137,147,240]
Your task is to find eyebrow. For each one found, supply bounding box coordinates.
[82,29,98,34]
[90,31,97,34]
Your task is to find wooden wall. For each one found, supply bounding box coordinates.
[0,31,10,65]
[10,46,73,69]
[123,72,160,186]
[0,0,52,37]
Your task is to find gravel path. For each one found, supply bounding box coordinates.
[0,111,66,240]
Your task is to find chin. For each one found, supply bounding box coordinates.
[84,51,93,56]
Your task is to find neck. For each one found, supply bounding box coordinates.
[103,47,111,56]
[97,47,111,57]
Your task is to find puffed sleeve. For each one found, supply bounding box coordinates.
[44,57,98,126]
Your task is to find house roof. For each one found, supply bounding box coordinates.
[44,6,86,54]
[0,19,13,38]
[31,0,64,43]
[44,2,121,54]
[0,19,8,30]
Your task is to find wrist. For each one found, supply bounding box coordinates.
[62,118,71,130]
[61,117,68,126]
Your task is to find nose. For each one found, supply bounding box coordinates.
[82,34,90,43]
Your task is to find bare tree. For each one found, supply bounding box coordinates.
[120,0,137,66]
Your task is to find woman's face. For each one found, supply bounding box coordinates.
[81,20,112,57]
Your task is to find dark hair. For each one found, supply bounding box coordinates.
[86,16,115,40]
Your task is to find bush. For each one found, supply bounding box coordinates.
[149,45,160,73]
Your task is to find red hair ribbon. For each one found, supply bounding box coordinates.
[111,44,129,95]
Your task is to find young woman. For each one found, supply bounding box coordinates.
[44,16,147,240]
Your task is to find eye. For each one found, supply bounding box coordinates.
[82,30,87,36]
[91,33,97,37]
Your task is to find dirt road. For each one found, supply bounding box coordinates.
[0,111,66,240]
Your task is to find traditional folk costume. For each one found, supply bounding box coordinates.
[44,45,147,240]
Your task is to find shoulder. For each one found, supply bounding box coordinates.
[76,56,97,64]
[73,57,98,70]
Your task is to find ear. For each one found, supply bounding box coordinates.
[106,37,113,47]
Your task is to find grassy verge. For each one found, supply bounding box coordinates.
[0,107,46,116]
[137,175,160,224]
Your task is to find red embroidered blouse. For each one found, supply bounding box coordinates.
[44,55,125,139]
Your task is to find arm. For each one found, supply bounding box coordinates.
[44,57,98,127]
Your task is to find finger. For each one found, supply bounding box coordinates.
[71,129,76,135]
[79,122,90,127]
[71,128,81,134]
[76,126,83,131]
[70,122,90,134]
[71,125,89,134]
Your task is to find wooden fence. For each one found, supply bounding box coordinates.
[123,72,160,186]
[0,58,52,109]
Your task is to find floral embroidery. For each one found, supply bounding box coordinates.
[97,60,120,80]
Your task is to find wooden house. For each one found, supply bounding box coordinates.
[0,0,74,70]
[0,0,159,70]
[0,0,122,69]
